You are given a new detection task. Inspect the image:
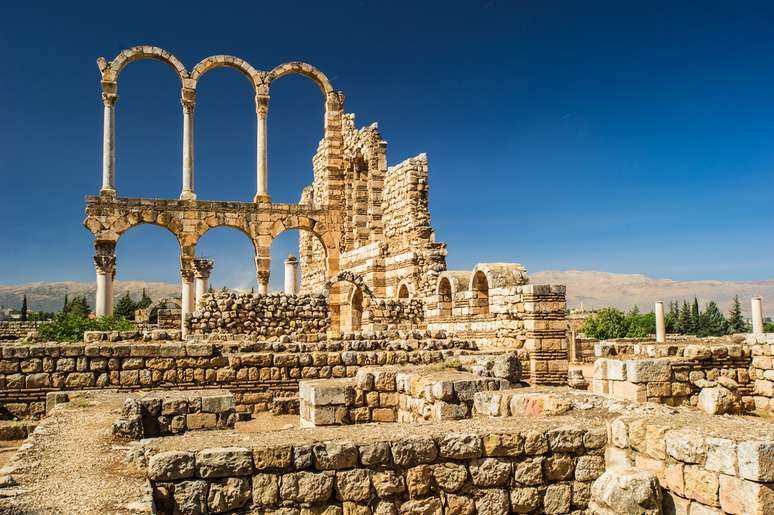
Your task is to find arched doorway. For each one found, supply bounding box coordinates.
[349,287,363,331]
[438,277,452,318]
[471,270,489,316]
[397,283,410,299]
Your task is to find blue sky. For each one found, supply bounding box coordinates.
[1,1,773,290]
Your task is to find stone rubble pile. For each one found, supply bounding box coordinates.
[186,292,329,339]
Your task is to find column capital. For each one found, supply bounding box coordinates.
[255,94,269,118]
[192,258,214,279]
[256,270,270,284]
[181,267,194,282]
[93,254,116,275]
[181,87,196,114]
[101,80,118,108]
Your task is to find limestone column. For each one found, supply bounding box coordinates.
[93,250,116,317]
[655,301,666,343]
[193,258,214,307]
[254,94,271,203]
[284,255,299,295]
[180,87,197,201]
[101,81,118,196]
[752,296,765,334]
[256,271,270,295]
[181,268,194,335]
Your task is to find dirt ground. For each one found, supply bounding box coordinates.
[0,392,150,515]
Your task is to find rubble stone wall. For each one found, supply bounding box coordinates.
[0,322,42,340]
[0,340,466,419]
[607,414,774,514]
[148,424,608,514]
[745,333,774,414]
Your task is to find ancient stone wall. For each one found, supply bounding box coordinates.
[607,413,774,514]
[0,339,469,419]
[147,424,608,514]
[185,291,329,339]
[0,322,41,340]
[745,333,774,414]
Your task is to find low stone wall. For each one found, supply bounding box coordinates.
[0,339,467,419]
[147,424,608,514]
[0,322,41,341]
[607,412,774,514]
[186,292,329,339]
[367,298,425,332]
[299,366,511,427]
[592,343,754,410]
[112,391,236,439]
[745,333,774,414]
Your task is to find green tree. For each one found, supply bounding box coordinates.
[136,288,152,309]
[20,294,28,322]
[62,294,68,313]
[699,301,730,336]
[63,296,90,317]
[114,291,137,320]
[580,308,628,339]
[625,310,656,338]
[678,301,692,334]
[38,313,132,342]
[691,297,701,333]
[727,295,747,333]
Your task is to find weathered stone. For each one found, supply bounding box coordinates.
[371,470,405,497]
[683,465,719,506]
[431,462,468,492]
[543,483,572,514]
[575,455,605,481]
[406,465,432,498]
[399,497,442,515]
[665,429,706,464]
[335,468,371,502]
[254,446,292,471]
[279,471,335,504]
[473,489,509,515]
[589,466,662,515]
[359,442,391,467]
[719,473,774,515]
[738,441,774,482]
[314,441,358,470]
[438,433,482,460]
[195,447,253,478]
[207,477,251,513]
[469,458,511,487]
[546,427,584,453]
[172,480,208,515]
[148,451,194,481]
[698,386,739,415]
[252,473,279,507]
[390,437,438,466]
[513,457,543,486]
[509,487,540,513]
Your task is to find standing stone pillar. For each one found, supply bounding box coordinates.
[655,301,666,343]
[284,255,299,295]
[101,81,117,196]
[181,267,194,335]
[752,296,765,334]
[180,86,196,201]
[257,271,270,295]
[254,93,271,203]
[93,241,116,317]
[193,258,214,307]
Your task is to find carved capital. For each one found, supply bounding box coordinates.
[93,255,116,275]
[181,87,196,114]
[192,258,214,279]
[255,94,270,119]
[256,270,270,285]
[101,80,118,108]
[94,240,116,256]
[181,268,195,282]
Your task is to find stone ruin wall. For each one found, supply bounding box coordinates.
[0,338,470,419]
[0,322,42,340]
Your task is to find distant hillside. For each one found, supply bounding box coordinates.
[0,281,181,313]
[532,270,774,315]
[1,271,772,315]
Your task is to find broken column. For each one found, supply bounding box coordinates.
[193,258,214,307]
[752,296,764,334]
[284,255,299,295]
[655,301,665,343]
[94,241,116,317]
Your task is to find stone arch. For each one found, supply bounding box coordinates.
[135,297,182,324]
[470,270,490,316]
[99,46,188,84]
[265,62,334,96]
[88,213,184,247]
[437,277,452,318]
[349,286,364,331]
[193,221,258,253]
[322,272,373,299]
[190,55,261,88]
[397,281,411,299]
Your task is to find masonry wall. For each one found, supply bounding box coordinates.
[0,322,41,340]
[148,424,608,515]
[0,339,466,419]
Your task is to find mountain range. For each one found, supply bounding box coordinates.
[1,271,772,315]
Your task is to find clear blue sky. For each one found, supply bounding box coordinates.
[1,1,773,291]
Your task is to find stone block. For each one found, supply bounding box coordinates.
[201,394,234,413]
[335,468,371,502]
[589,466,662,515]
[253,446,292,471]
[683,465,719,506]
[148,451,194,481]
[704,437,737,475]
[195,447,253,478]
[186,413,217,430]
[738,441,774,482]
[207,477,251,513]
[482,433,523,457]
[371,470,405,497]
[718,473,774,515]
[626,359,672,383]
[390,437,438,466]
[313,441,358,470]
[665,429,706,464]
[431,462,467,492]
[546,427,584,453]
[438,433,482,460]
[279,471,334,504]
[469,458,511,487]
[252,473,279,507]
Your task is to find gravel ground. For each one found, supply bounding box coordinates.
[0,392,150,515]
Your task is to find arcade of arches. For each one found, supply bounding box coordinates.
[85,46,569,383]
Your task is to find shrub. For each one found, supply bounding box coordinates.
[37,313,132,342]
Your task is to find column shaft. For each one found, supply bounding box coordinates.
[752,297,765,334]
[254,95,270,203]
[95,272,108,317]
[181,91,196,200]
[655,301,666,343]
[284,255,299,295]
[101,101,116,194]
[93,251,116,317]
[181,275,194,335]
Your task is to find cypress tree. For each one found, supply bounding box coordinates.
[136,288,152,309]
[699,301,730,336]
[63,293,69,313]
[114,291,137,320]
[20,294,28,322]
[691,297,701,334]
[678,301,692,334]
[727,295,746,333]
